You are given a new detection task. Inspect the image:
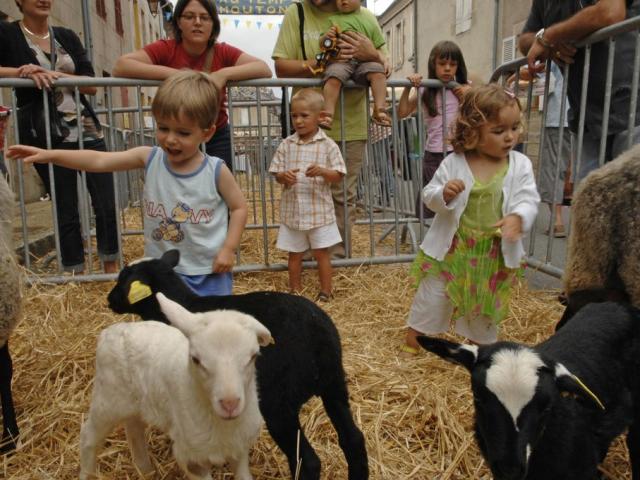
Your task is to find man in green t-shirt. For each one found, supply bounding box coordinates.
[272,0,388,258]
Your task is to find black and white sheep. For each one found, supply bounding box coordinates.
[106,250,368,480]
[557,145,640,328]
[80,294,272,480]
[418,301,640,480]
[0,174,21,453]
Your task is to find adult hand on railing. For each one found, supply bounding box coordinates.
[550,42,577,66]
[17,64,60,90]
[208,70,227,92]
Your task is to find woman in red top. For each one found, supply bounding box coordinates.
[113,0,271,171]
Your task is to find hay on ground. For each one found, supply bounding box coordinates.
[1,228,632,479]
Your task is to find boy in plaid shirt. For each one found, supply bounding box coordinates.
[269,89,346,301]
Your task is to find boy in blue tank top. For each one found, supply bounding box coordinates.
[9,71,248,296]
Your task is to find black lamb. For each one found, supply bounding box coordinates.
[418,301,640,480]
[106,250,368,480]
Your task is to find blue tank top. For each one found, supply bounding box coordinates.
[143,147,229,275]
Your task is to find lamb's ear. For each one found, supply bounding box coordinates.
[236,313,274,347]
[156,293,199,337]
[555,363,605,410]
[160,250,180,268]
[127,280,153,305]
[417,336,478,372]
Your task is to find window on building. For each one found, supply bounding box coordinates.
[385,30,392,66]
[394,22,404,69]
[455,0,473,35]
[114,0,124,36]
[502,35,516,64]
[238,108,250,126]
[96,0,107,20]
[141,10,148,45]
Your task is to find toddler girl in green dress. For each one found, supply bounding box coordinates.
[403,84,540,352]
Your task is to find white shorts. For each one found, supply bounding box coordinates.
[276,222,342,252]
[407,275,498,344]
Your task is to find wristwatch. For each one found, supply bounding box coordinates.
[535,28,552,48]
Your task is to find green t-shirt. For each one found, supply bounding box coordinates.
[272,2,387,142]
[328,8,386,50]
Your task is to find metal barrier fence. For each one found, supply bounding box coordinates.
[1,77,441,283]
[490,14,640,278]
[2,14,639,283]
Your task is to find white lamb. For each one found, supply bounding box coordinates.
[79,293,272,480]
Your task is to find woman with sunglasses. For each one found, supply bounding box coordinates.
[114,0,271,171]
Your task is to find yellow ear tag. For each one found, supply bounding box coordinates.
[128,281,152,304]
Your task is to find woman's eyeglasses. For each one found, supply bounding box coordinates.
[180,13,213,23]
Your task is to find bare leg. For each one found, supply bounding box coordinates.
[288,252,304,293]
[313,248,332,295]
[554,204,564,227]
[103,260,118,274]
[322,78,343,128]
[368,72,387,113]
[405,327,423,350]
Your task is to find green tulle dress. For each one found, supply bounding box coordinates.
[410,166,522,326]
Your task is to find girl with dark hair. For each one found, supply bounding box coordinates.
[397,40,470,220]
[113,0,271,171]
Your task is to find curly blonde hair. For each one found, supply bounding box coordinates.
[450,84,522,153]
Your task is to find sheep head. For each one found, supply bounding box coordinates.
[156,293,272,419]
[107,250,185,321]
[417,336,604,480]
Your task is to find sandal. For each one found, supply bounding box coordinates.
[315,291,333,302]
[399,344,420,357]
[372,106,392,127]
[319,111,334,130]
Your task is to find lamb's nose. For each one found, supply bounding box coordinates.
[220,397,240,415]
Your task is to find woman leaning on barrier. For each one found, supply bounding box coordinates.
[0,0,119,274]
[113,0,272,172]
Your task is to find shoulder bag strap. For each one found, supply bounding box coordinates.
[296,2,306,61]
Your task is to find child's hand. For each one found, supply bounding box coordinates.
[443,179,465,203]
[326,25,338,40]
[494,214,523,242]
[305,164,325,178]
[212,246,235,273]
[277,169,300,187]
[407,74,423,88]
[7,145,50,164]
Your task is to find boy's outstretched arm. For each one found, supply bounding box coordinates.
[214,165,248,273]
[7,145,150,172]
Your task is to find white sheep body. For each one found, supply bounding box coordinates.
[80,297,270,480]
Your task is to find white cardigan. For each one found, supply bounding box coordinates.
[420,150,540,268]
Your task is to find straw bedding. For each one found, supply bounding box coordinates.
[1,229,632,479]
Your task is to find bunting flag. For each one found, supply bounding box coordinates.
[223,16,281,31]
[215,0,296,15]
